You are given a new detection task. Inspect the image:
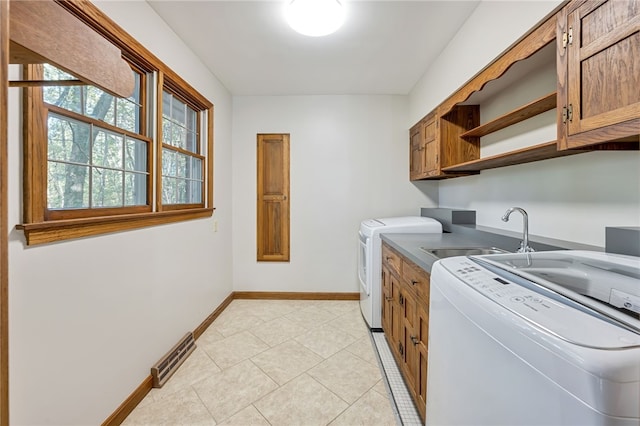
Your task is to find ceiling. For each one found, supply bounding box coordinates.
[147,1,480,96]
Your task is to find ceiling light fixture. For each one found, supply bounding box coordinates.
[285,0,345,37]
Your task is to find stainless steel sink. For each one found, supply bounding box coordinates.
[421,247,509,259]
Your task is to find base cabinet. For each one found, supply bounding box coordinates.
[381,242,430,421]
[415,304,429,412]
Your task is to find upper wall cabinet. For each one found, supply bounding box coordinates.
[9,0,134,98]
[557,0,640,150]
[410,11,563,180]
[410,107,480,180]
[409,0,639,181]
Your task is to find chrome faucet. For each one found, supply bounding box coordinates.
[501,207,535,253]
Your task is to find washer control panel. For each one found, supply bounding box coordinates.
[451,260,555,312]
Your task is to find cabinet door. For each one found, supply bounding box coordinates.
[409,124,424,180]
[422,116,439,176]
[381,265,392,335]
[390,273,403,358]
[400,289,417,395]
[414,304,429,421]
[559,0,640,149]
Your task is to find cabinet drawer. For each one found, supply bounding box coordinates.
[403,260,430,303]
[382,244,402,276]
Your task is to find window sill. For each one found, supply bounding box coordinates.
[17,208,215,245]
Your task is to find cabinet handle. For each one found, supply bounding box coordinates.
[399,294,404,305]
[411,336,419,346]
[411,280,418,286]
[399,342,404,356]
[385,296,393,301]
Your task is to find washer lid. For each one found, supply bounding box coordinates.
[475,250,640,337]
[376,216,439,227]
[360,216,442,237]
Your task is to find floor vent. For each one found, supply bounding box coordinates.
[151,332,196,388]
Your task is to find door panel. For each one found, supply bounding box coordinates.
[257,134,290,261]
[567,0,640,135]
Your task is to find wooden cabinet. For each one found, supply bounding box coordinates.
[422,114,439,177]
[557,0,640,149]
[410,0,639,180]
[381,265,391,333]
[409,121,425,180]
[409,107,480,180]
[415,304,430,412]
[399,287,417,394]
[381,241,430,421]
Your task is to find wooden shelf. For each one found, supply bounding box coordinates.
[441,140,587,172]
[461,91,556,139]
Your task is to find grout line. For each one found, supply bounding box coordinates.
[125,300,400,425]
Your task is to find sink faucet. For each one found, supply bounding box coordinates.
[501,207,535,253]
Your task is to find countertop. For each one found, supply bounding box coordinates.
[381,223,603,274]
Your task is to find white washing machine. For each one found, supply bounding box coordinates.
[427,250,640,426]
[358,216,442,329]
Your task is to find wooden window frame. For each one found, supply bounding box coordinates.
[157,74,208,212]
[31,63,153,221]
[18,0,214,245]
[1,1,8,424]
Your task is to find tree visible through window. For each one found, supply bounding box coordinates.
[161,89,203,207]
[19,1,214,245]
[43,64,149,214]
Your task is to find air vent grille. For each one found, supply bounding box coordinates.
[151,332,196,388]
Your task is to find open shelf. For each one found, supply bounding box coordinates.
[461,91,556,139]
[441,140,587,172]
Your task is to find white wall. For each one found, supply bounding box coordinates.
[232,95,438,292]
[8,1,233,425]
[409,0,640,247]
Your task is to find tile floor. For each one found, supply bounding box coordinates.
[122,299,402,426]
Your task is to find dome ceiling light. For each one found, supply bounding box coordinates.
[284,0,346,37]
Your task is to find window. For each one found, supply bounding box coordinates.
[160,88,203,208]
[19,2,214,245]
[42,64,150,220]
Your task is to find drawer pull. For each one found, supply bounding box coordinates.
[385,296,393,301]
[411,280,418,286]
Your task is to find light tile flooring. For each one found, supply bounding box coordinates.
[123,299,401,426]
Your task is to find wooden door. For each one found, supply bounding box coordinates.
[559,0,640,148]
[257,134,290,261]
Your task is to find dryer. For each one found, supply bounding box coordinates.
[358,216,442,329]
